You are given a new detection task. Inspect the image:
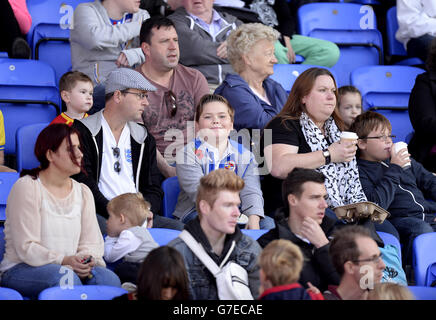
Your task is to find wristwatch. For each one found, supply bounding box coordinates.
[323,149,331,165]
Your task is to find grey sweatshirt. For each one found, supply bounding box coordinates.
[70,0,149,84]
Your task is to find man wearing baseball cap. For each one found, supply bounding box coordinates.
[73,68,184,232]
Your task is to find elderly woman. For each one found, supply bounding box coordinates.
[262,67,399,237]
[0,124,120,299]
[214,23,288,131]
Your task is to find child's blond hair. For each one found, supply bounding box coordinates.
[367,283,415,300]
[107,192,151,226]
[259,239,303,286]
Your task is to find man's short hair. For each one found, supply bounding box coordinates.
[259,239,303,286]
[196,169,244,214]
[59,71,93,93]
[329,225,373,276]
[107,192,151,226]
[140,16,176,44]
[349,111,392,140]
[281,168,325,208]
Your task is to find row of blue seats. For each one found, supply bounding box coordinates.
[22,1,420,88]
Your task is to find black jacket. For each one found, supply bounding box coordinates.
[257,211,340,292]
[72,111,163,218]
[409,71,436,172]
[357,158,436,219]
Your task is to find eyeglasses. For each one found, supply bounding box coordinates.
[352,252,383,264]
[164,90,177,117]
[112,147,121,174]
[362,135,396,142]
[123,91,148,100]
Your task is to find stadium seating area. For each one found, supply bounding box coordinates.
[1,0,435,301]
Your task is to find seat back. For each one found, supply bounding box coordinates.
[16,123,50,173]
[377,231,401,261]
[350,65,424,110]
[161,176,180,219]
[0,287,24,300]
[241,229,269,240]
[148,228,181,246]
[38,285,128,300]
[0,172,20,221]
[298,3,383,85]
[408,286,436,300]
[27,0,91,84]
[270,64,338,93]
[0,226,5,261]
[386,6,405,56]
[413,232,436,286]
[0,59,59,154]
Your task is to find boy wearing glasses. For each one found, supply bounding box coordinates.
[350,111,436,266]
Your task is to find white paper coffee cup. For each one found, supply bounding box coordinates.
[237,213,249,227]
[394,141,411,168]
[340,131,358,143]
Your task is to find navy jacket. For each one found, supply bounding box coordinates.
[214,74,288,131]
[357,158,436,219]
[259,283,323,300]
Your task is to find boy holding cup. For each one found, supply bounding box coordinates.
[350,111,436,266]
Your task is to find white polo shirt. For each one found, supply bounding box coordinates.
[98,113,136,200]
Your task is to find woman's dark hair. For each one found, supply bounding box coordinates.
[21,123,83,178]
[273,67,344,131]
[426,37,436,72]
[136,246,190,300]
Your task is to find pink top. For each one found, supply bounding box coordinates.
[9,0,32,35]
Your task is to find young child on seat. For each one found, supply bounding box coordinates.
[50,71,93,126]
[174,94,273,229]
[337,85,362,130]
[104,192,158,285]
[258,239,324,300]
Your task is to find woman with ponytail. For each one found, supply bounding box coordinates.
[0,124,120,299]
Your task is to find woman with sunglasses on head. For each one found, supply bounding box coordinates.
[0,124,121,299]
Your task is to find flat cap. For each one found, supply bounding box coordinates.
[105,68,156,94]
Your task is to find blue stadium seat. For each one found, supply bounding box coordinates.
[297,3,384,86]
[241,229,269,240]
[148,228,181,246]
[0,226,5,261]
[350,65,424,142]
[408,286,436,300]
[38,285,127,300]
[386,6,424,66]
[425,263,436,287]
[161,176,180,219]
[270,64,338,93]
[412,232,436,286]
[377,231,401,262]
[0,172,20,221]
[27,0,91,85]
[16,122,50,173]
[0,287,24,300]
[0,59,59,155]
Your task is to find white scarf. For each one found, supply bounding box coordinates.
[299,112,367,208]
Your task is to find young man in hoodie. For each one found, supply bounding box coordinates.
[350,111,436,265]
[169,169,261,300]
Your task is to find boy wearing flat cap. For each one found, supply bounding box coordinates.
[72,68,184,233]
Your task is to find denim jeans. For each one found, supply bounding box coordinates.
[407,34,435,63]
[389,215,436,265]
[182,210,275,229]
[1,263,121,300]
